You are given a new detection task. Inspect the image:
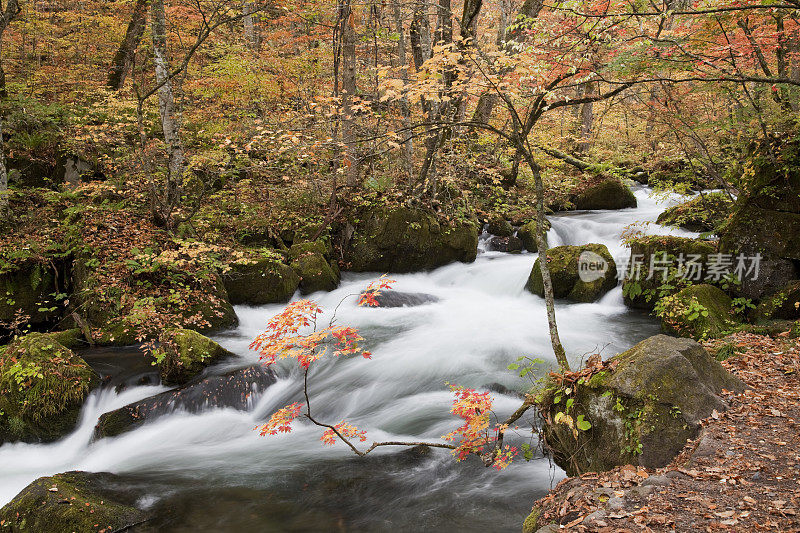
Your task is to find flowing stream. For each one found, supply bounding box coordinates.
[0,187,698,531]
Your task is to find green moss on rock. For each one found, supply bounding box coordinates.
[0,260,61,326]
[223,258,299,305]
[344,206,478,273]
[0,471,148,532]
[656,192,733,232]
[621,235,717,311]
[538,335,743,476]
[655,284,737,340]
[291,252,340,294]
[754,281,800,321]
[0,333,97,444]
[487,216,514,237]
[526,244,617,303]
[153,328,235,386]
[517,218,551,253]
[521,506,542,533]
[573,179,637,210]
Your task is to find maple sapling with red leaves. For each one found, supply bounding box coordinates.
[251,276,527,469]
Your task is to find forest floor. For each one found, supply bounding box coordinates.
[528,331,800,532]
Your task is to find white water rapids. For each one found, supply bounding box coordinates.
[0,187,699,531]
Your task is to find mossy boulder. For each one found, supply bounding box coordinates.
[656,192,733,232]
[655,284,737,340]
[222,258,299,305]
[517,218,551,253]
[0,471,149,532]
[291,252,340,294]
[486,216,514,237]
[70,252,125,327]
[718,136,800,299]
[621,235,717,311]
[526,244,617,303]
[152,328,236,386]
[344,206,478,272]
[288,240,331,261]
[92,316,142,346]
[572,179,637,210]
[754,281,800,321]
[538,335,744,476]
[0,332,98,444]
[0,260,62,327]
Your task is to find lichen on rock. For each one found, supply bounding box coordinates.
[537,335,743,476]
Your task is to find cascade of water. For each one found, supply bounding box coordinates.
[0,187,699,531]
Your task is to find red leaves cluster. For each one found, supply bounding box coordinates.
[357,274,396,307]
[442,386,517,469]
[258,402,304,436]
[321,421,368,445]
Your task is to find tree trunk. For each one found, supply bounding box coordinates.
[242,1,259,51]
[0,115,7,214]
[522,150,569,371]
[393,1,413,185]
[151,0,185,224]
[340,0,359,187]
[576,81,595,154]
[108,0,149,90]
[409,6,431,71]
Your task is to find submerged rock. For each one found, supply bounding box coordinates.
[153,328,237,386]
[93,365,277,439]
[526,244,617,302]
[572,179,637,210]
[0,471,149,532]
[0,332,98,444]
[366,291,440,308]
[344,206,478,272]
[657,284,737,340]
[223,258,299,305]
[538,335,744,476]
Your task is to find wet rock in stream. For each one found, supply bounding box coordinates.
[93,365,277,439]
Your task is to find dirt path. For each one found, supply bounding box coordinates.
[526,332,800,532]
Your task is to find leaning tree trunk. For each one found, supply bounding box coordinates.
[108,0,149,89]
[392,0,413,184]
[151,0,185,225]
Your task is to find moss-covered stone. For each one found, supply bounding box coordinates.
[516,218,551,253]
[526,244,617,303]
[0,332,98,444]
[656,284,737,340]
[621,235,717,311]
[0,471,148,532]
[572,179,637,210]
[223,258,299,305]
[288,240,331,261]
[487,216,514,237]
[656,192,733,232]
[153,328,236,386]
[0,260,61,326]
[754,281,800,321]
[538,335,744,476]
[344,206,479,273]
[291,252,340,294]
[521,506,542,533]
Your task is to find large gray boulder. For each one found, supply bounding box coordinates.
[538,335,744,476]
